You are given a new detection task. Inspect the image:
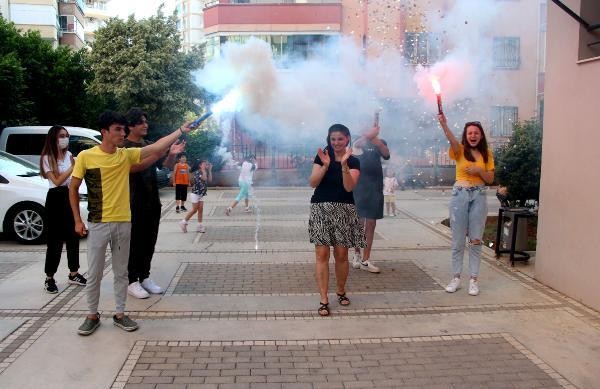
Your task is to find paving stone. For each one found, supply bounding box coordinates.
[190,225,383,243]
[0,262,29,281]
[120,338,563,388]
[173,262,440,294]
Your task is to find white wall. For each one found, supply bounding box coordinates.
[10,4,57,26]
[537,0,600,311]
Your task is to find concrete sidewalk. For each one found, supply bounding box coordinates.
[0,187,598,388]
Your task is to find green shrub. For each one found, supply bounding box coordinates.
[494,119,543,207]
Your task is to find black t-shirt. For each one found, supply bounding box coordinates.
[310,154,360,204]
[122,139,161,210]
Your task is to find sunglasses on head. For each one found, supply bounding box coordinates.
[465,121,482,127]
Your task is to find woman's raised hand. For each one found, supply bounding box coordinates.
[437,113,447,128]
[317,148,330,167]
[340,146,353,165]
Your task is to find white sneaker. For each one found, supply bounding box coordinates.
[359,260,380,273]
[352,251,362,269]
[197,224,206,233]
[468,279,480,296]
[127,281,149,299]
[225,207,232,216]
[244,207,252,213]
[445,277,461,293]
[179,220,188,233]
[141,278,163,294]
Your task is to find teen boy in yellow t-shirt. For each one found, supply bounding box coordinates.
[69,110,192,336]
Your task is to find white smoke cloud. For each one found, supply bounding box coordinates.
[194,0,512,177]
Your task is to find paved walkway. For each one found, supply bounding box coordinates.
[0,187,598,389]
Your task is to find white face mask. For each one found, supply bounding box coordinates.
[58,138,69,149]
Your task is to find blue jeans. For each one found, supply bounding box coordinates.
[449,186,488,277]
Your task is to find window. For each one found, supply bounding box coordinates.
[69,136,99,157]
[403,32,442,65]
[59,15,83,34]
[6,134,47,156]
[579,0,600,61]
[493,37,520,69]
[490,106,518,137]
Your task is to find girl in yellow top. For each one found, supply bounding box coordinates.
[437,113,495,297]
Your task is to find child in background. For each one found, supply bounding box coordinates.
[225,155,256,215]
[179,159,212,233]
[173,154,190,213]
[383,168,399,217]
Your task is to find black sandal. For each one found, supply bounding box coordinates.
[337,293,350,306]
[318,302,330,316]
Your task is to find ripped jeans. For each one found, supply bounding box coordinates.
[449,186,487,277]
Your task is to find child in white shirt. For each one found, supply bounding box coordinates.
[383,168,399,217]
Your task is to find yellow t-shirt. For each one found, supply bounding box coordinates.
[449,144,495,186]
[72,146,142,222]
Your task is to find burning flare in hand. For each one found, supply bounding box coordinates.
[430,77,443,114]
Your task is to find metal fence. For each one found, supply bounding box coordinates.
[229,143,314,169]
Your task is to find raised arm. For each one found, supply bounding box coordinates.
[140,123,191,160]
[370,137,390,159]
[437,113,461,156]
[341,148,359,192]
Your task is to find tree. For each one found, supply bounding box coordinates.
[184,128,223,169]
[86,10,203,137]
[494,119,543,207]
[0,17,96,126]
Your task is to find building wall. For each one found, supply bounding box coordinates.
[489,0,540,122]
[178,0,206,51]
[0,0,9,17]
[8,0,59,46]
[537,0,600,311]
[84,0,111,43]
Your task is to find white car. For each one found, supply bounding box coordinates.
[0,151,88,244]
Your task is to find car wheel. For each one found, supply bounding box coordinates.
[4,203,47,244]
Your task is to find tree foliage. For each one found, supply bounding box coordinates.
[0,17,96,126]
[86,11,203,137]
[183,126,224,170]
[495,119,543,207]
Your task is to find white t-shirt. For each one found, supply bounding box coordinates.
[383,176,398,195]
[42,151,73,188]
[238,161,255,184]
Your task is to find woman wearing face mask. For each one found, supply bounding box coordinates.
[39,126,87,294]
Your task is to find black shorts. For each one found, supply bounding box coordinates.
[175,184,188,201]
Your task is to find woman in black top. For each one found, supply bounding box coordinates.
[309,124,366,316]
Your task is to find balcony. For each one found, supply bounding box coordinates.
[203,2,342,33]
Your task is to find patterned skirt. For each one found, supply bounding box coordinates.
[308,202,366,248]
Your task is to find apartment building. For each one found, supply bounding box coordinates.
[175,0,207,52]
[58,0,85,49]
[83,0,110,43]
[2,0,60,47]
[1,0,87,49]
